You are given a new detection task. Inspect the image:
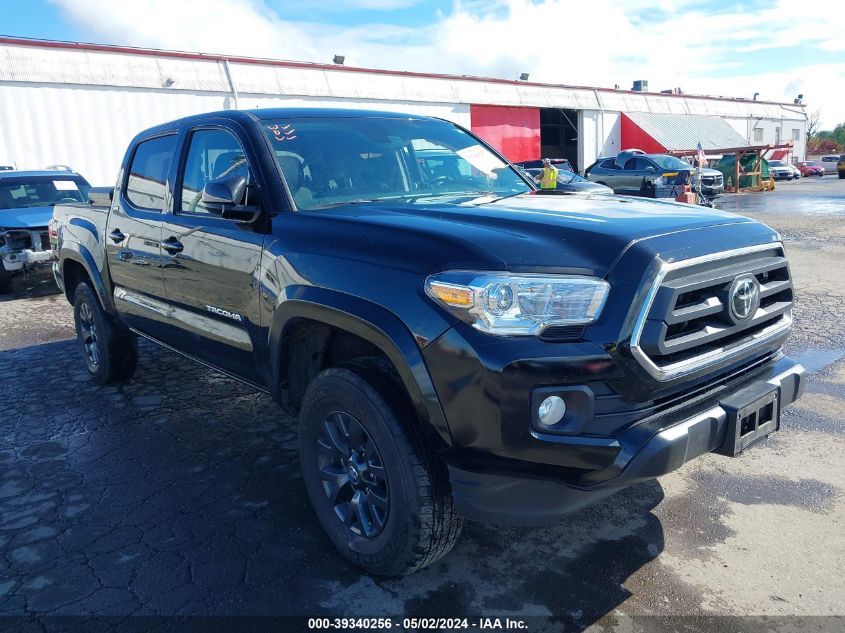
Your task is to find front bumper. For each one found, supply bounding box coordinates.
[701,184,724,196]
[447,358,804,526]
[2,249,55,272]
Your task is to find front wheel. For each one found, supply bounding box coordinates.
[73,282,139,385]
[299,360,463,576]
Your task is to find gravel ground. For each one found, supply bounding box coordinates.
[1,176,844,632]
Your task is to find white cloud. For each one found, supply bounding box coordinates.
[49,0,845,127]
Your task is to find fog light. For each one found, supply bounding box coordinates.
[538,395,566,427]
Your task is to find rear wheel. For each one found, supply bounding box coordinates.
[73,282,138,385]
[299,359,463,576]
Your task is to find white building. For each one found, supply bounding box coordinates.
[0,36,808,185]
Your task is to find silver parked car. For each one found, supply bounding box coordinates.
[697,167,724,196]
[819,155,840,174]
[585,150,692,198]
[768,160,794,181]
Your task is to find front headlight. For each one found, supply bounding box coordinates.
[425,271,610,336]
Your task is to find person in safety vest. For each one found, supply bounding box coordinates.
[535,158,559,189]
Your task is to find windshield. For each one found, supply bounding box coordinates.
[649,155,692,171]
[769,160,785,167]
[261,116,531,209]
[0,176,91,209]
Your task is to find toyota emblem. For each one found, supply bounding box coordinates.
[729,275,760,323]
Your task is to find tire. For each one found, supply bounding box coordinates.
[0,269,12,295]
[73,282,139,385]
[299,359,463,576]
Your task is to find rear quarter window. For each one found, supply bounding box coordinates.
[125,135,178,211]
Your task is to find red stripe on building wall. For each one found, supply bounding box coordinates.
[620,114,667,154]
[470,105,540,163]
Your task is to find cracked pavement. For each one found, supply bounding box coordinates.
[1,177,844,632]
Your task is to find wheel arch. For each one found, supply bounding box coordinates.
[60,246,115,314]
[269,286,452,444]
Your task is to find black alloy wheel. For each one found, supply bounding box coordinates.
[77,298,100,371]
[298,359,464,575]
[72,282,139,385]
[317,411,389,538]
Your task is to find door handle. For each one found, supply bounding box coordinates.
[109,229,126,243]
[161,237,184,254]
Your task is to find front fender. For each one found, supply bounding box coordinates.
[269,285,452,444]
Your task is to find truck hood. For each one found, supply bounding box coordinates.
[0,205,53,229]
[308,192,756,277]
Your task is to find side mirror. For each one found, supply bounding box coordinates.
[202,175,247,206]
[201,175,260,222]
[645,165,656,173]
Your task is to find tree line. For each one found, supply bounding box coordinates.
[807,110,844,154]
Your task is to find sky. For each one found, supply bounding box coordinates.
[1,0,843,127]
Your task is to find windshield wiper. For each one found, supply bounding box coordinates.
[308,198,384,210]
[475,190,531,203]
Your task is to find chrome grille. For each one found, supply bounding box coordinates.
[631,244,793,380]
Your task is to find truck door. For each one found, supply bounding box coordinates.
[158,124,267,385]
[106,133,177,337]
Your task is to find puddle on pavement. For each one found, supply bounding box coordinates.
[790,348,845,374]
[693,471,834,513]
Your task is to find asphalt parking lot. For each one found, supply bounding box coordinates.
[2,175,845,632]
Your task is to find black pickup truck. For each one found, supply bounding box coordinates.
[51,108,805,576]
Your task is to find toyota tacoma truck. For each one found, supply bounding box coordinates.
[52,109,805,576]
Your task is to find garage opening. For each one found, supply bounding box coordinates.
[540,108,580,171]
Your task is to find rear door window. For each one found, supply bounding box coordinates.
[125,135,178,211]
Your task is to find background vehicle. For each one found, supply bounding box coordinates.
[697,167,724,197]
[514,158,574,172]
[767,160,794,181]
[521,167,613,194]
[819,155,840,174]
[585,151,692,197]
[786,163,801,179]
[0,169,90,293]
[52,108,804,576]
[797,161,824,177]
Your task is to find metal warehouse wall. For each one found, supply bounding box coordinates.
[0,84,470,185]
[0,39,809,182]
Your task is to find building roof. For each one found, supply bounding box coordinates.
[623,112,748,151]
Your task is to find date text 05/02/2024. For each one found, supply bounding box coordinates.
[307,617,529,630]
